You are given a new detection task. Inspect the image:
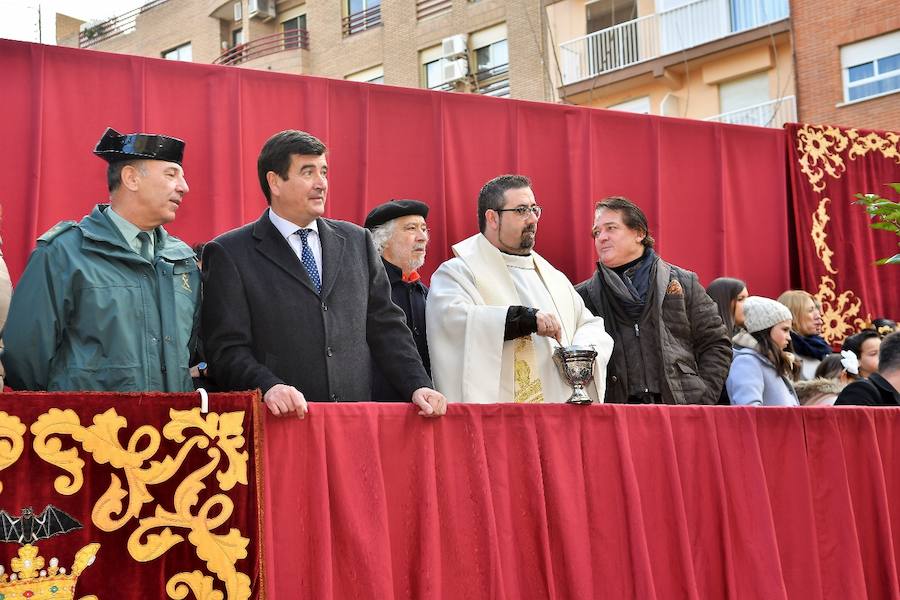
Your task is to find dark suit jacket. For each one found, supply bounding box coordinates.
[200,210,432,402]
[835,373,900,406]
[371,258,430,401]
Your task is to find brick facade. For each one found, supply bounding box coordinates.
[63,0,555,103]
[791,0,899,130]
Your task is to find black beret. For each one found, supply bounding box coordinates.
[364,199,429,230]
[93,127,185,165]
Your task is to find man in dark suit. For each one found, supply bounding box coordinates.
[201,130,446,418]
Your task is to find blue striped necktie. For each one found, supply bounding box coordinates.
[296,229,321,294]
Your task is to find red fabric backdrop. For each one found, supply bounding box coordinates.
[1,39,790,296]
[263,403,900,599]
[785,124,900,340]
[0,392,262,599]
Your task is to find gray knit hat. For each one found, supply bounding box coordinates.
[743,296,794,333]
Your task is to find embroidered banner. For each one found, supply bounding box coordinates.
[0,392,263,600]
[786,124,900,343]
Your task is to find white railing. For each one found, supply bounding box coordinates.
[705,95,796,128]
[560,0,789,85]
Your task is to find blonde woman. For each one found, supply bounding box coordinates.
[777,290,829,380]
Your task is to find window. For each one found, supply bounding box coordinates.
[471,24,509,97]
[586,0,637,35]
[607,96,651,114]
[841,30,900,103]
[231,28,243,48]
[718,71,769,114]
[346,65,384,84]
[421,45,454,91]
[282,14,307,49]
[345,0,381,35]
[163,42,192,62]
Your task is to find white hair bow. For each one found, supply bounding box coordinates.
[840,350,859,375]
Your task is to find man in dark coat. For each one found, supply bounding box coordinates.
[364,199,431,401]
[836,331,900,406]
[200,130,446,418]
[576,196,731,404]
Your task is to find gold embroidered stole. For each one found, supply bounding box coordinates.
[514,337,545,403]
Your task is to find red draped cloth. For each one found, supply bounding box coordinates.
[263,403,900,599]
[785,124,900,341]
[1,39,789,296]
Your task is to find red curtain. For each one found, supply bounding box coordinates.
[785,123,900,340]
[0,392,263,599]
[263,403,900,599]
[1,39,790,296]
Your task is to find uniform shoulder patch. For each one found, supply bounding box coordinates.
[37,220,78,244]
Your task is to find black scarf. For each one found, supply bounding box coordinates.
[790,331,831,360]
[597,248,658,322]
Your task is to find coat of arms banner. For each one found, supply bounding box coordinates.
[0,392,263,600]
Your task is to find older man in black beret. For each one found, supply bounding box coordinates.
[4,127,200,392]
[364,199,431,401]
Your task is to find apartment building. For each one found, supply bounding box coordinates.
[790,0,898,131]
[55,0,897,130]
[545,0,796,128]
[57,0,555,102]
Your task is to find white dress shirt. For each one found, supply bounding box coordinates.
[268,208,323,278]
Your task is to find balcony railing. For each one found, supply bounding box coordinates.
[342,5,382,37]
[417,0,452,20]
[79,0,169,48]
[213,29,310,67]
[705,95,796,128]
[559,0,789,85]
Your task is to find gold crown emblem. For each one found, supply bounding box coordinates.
[0,543,99,600]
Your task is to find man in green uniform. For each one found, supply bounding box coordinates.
[3,127,200,391]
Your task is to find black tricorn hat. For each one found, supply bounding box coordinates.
[93,127,185,165]
[364,199,429,230]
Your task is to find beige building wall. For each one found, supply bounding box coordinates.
[546,0,795,123]
[567,37,793,120]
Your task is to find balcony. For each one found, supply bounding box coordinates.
[343,5,383,37]
[705,95,796,128]
[213,29,309,68]
[79,0,169,47]
[559,0,789,85]
[417,0,452,20]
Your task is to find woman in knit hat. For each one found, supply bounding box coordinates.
[726,296,799,406]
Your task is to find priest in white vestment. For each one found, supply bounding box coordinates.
[426,174,613,404]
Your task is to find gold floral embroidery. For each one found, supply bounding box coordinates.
[796,125,849,192]
[797,125,900,192]
[0,412,26,495]
[811,198,837,274]
[30,407,251,600]
[815,275,870,344]
[846,129,900,162]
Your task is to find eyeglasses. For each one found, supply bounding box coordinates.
[494,205,542,219]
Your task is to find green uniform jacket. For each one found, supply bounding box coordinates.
[3,204,200,392]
